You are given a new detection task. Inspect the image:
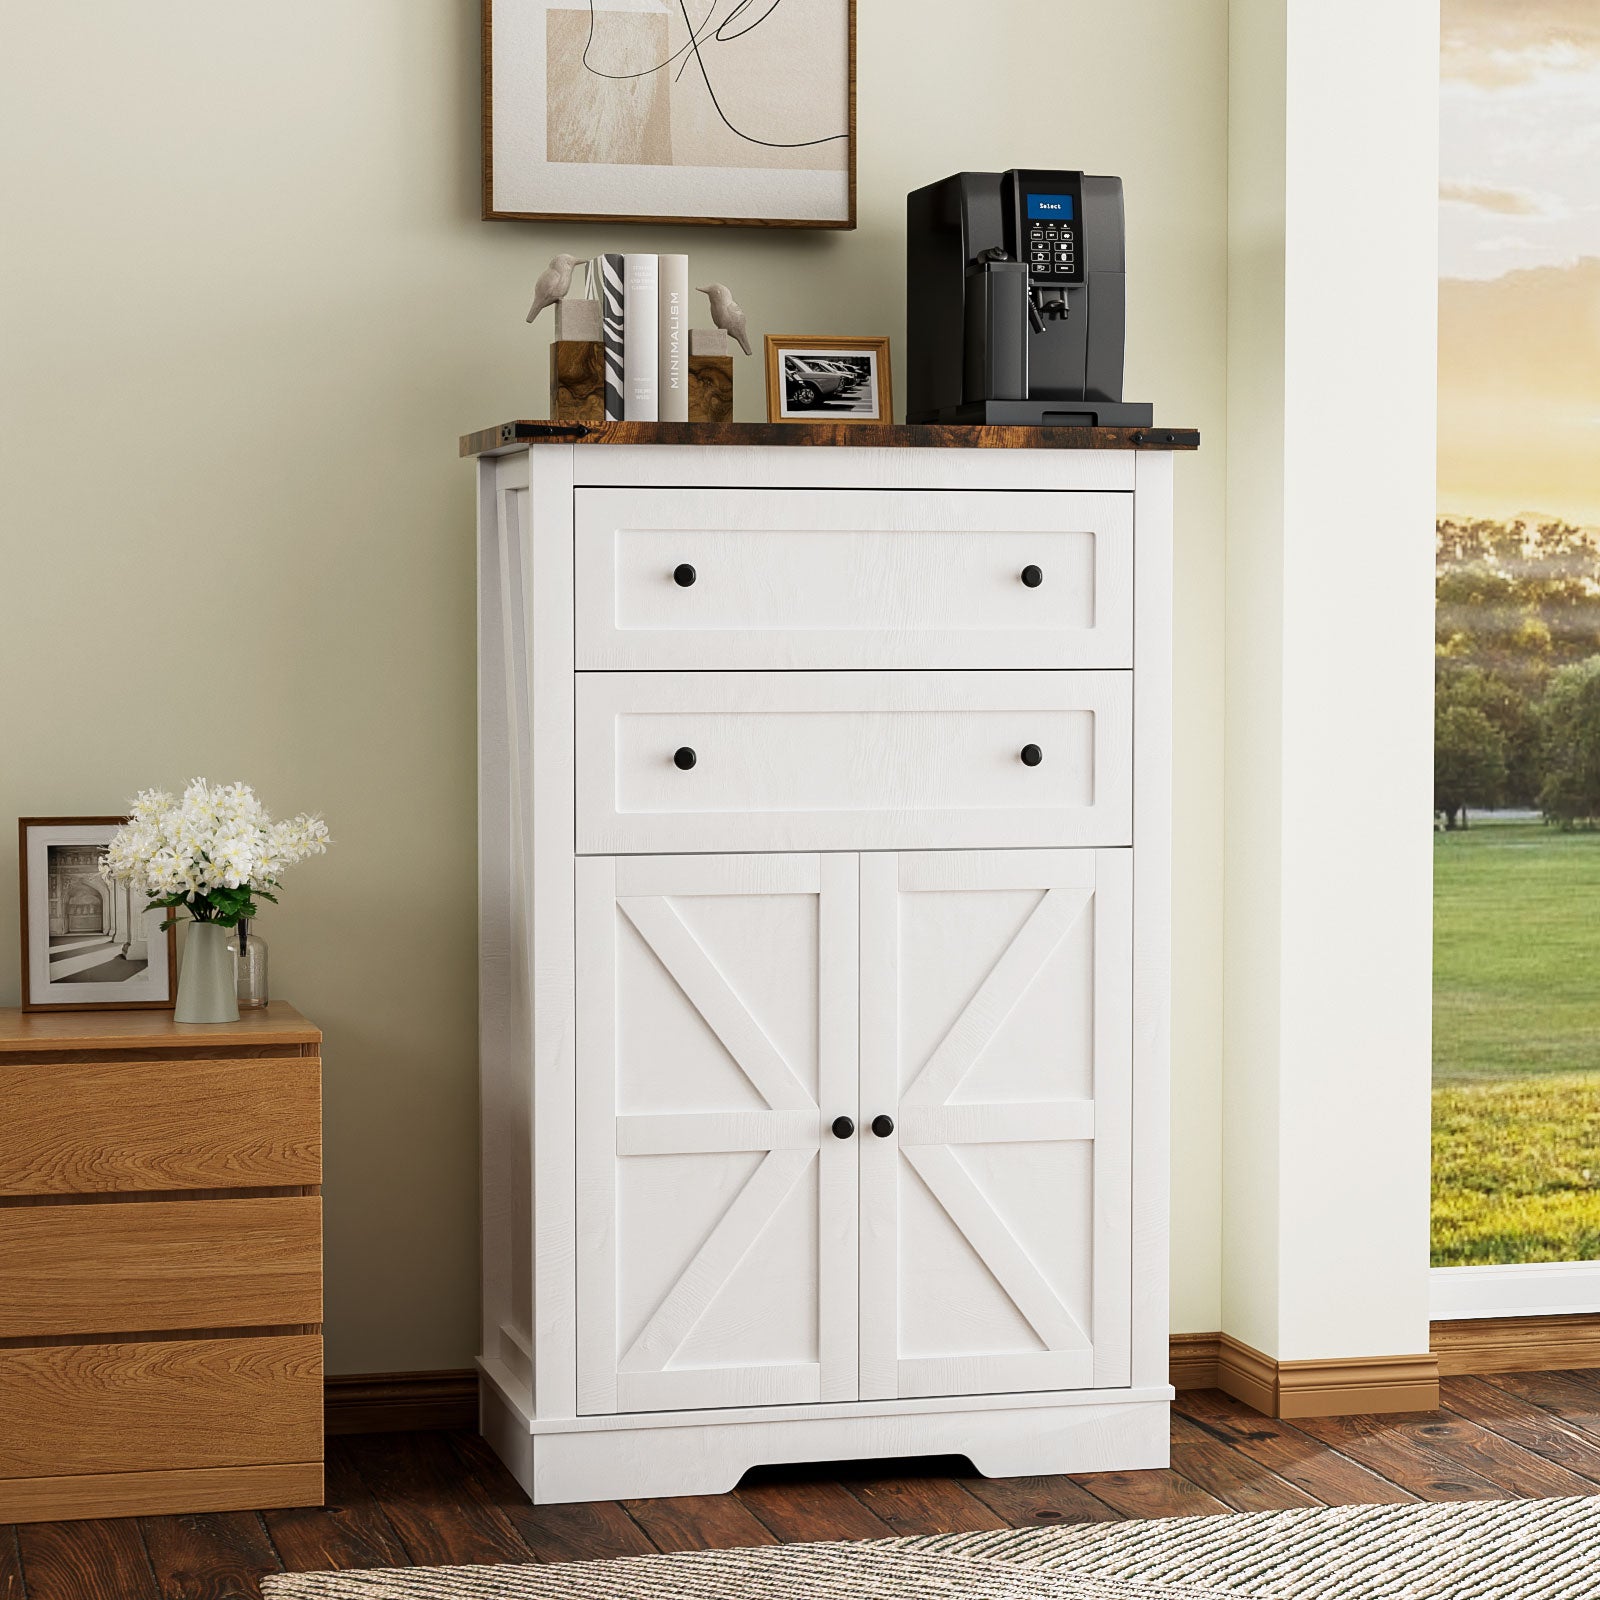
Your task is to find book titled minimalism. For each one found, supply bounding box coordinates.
[657,254,689,423]
[622,254,659,422]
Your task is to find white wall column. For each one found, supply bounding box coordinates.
[1222,0,1439,1390]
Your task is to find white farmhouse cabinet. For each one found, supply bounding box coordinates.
[466,419,1191,1505]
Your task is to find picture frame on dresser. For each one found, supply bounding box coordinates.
[764,335,892,423]
[18,816,176,1012]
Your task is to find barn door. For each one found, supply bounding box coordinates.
[576,853,859,1415]
[858,849,1132,1401]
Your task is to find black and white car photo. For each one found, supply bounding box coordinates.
[766,339,892,422]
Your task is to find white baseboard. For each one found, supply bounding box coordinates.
[1430,1260,1600,1320]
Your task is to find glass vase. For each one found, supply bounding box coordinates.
[175,921,240,1024]
[235,919,269,1009]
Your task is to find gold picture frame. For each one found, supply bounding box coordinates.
[764,335,892,424]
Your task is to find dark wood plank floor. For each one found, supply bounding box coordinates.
[8,1373,1600,1599]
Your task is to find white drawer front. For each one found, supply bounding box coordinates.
[574,488,1132,670]
[575,671,1132,854]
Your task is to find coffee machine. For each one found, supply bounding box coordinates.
[906,168,1152,427]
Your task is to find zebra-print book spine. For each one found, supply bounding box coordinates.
[601,253,625,422]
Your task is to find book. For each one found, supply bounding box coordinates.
[657,254,689,423]
[600,253,625,422]
[622,254,659,421]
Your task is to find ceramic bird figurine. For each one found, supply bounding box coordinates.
[696,282,752,356]
[526,254,579,324]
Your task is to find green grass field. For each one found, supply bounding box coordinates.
[1434,821,1600,1264]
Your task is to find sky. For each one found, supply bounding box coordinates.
[1439,0,1600,522]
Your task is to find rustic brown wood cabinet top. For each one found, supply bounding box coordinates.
[0,1002,325,1524]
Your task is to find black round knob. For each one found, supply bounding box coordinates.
[831,1115,855,1140]
[871,1114,895,1138]
[1020,744,1043,767]
[673,746,697,770]
[1021,564,1044,588]
[673,563,697,587]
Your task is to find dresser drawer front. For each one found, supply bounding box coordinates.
[0,1055,320,1195]
[576,671,1132,854]
[0,1196,322,1338]
[574,488,1132,670]
[0,1335,322,1478]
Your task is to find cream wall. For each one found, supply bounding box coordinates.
[0,0,1228,1372]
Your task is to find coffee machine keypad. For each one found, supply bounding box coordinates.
[1027,221,1076,280]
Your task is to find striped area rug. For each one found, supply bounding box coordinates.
[263,1495,1600,1598]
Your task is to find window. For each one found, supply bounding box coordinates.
[1433,3,1600,1305]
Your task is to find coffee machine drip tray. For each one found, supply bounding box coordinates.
[921,399,1155,428]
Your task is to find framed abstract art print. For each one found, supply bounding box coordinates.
[482,1,856,228]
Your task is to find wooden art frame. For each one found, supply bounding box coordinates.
[764,335,892,424]
[482,0,857,228]
[18,817,177,1013]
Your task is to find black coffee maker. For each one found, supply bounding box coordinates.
[906,168,1152,427]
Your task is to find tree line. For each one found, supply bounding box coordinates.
[1437,518,1600,828]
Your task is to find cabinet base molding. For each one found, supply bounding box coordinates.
[480,1366,1171,1505]
[1169,1332,1439,1417]
[1431,1313,1600,1377]
[0,1461,322,1525]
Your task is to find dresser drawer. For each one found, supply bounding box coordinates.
[0,1196,322,1338]
[0,1055,320,1195]
[575,671,1132,854]
[0,1335,322,1480]
[573,488,1132,670]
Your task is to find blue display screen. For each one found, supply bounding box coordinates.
[1027,194,1074,220]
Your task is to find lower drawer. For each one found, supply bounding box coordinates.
[0,1196,323,1338]
[575,670,1132,855]
[0,1334,322,1478]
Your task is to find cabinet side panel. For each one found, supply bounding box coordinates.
[496,466,537,1379]
[1131,451,1174,1393]
[479,454,525,1384]
[526,445,579,1419]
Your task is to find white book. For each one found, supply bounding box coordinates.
[622,254,659,422]
[657,254,689,423]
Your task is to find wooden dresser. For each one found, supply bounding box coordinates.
[465,420,1193,1503]
[0,1003,323,1523]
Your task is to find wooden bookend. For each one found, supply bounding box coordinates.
[688,355,733,423]
[550,341,605,423]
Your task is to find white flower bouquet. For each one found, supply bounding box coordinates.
[101,778,330,929]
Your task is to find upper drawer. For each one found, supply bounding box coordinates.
[0,1055,321,1196]
[573,488,1132,670]
[576,670,1131,855]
